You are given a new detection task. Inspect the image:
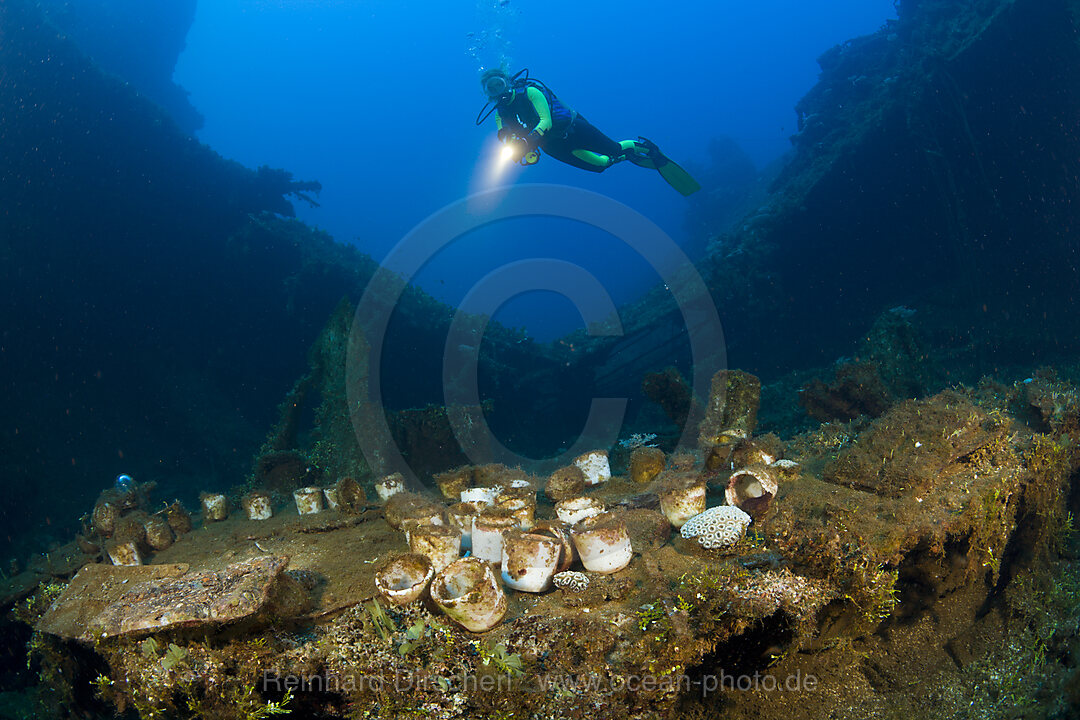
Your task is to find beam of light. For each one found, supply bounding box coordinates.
[468,137,520,212]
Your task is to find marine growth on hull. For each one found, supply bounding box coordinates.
[9,363,1080,720]
[4,0,1080,717]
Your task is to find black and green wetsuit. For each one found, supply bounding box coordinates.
[495,82,643,172]
[489,76,701,195]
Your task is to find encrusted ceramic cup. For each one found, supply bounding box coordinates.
[573,450,611,486]
[242,491,273,521]
[375,553,435,606]
[409,524,462,572]
[106,540,142,567]
[334,477,367,513]
[629,447,665,485]
[725,464,779,518]
[571,513,633,574]
[658,481,707,529]
[555,496,605,526]
[529,520,576,573]
[545,466,586,503]
[92,501,118,536]
[386,493,446,532]
[375,472,406,502]
[399,507,449,542]
[495,495,536,530]
[471,509,517,565]
[430,557,507,632]
[434,467,473,501]
[447,502,481,551]
[293,487,324,515]
[144,516,174,551]
[164,503,191,536]
[501,530,562,592]
[498,478,536,501]
[460,486,501,507]
[200,493,228,521]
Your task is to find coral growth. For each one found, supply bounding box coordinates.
[16,370,1080,720]
[680,506,752,549]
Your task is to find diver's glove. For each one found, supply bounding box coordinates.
[497,127,511,142]
[522,131,541,152]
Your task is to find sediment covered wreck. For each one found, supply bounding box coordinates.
[2,0,1079,718]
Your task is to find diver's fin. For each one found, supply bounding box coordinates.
[634,137,701,196]
[626,137,659,168]
[656,159,701,196]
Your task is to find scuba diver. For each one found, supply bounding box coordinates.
[476,68,701,196]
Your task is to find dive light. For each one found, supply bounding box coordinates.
[501,134,539,166]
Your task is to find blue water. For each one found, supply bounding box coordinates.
[8,5,1080,715]
[173,0,896,339]
[0,0,900,569]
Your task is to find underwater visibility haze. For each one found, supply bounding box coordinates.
[174,0,897,339]
[1,0,1080,718]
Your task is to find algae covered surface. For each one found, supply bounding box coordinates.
[7,370,1078,720]
[3,0,1080,718]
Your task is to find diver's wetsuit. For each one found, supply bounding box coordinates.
[495,82,641,172]
[485,75,700,195]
